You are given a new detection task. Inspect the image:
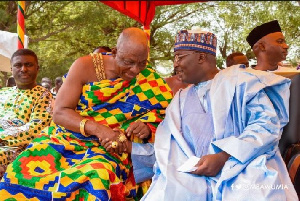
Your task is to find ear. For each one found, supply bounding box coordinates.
[198,52,207,63]
[111,47,117,58]
[37,65,40,71]
[258,41,266,51]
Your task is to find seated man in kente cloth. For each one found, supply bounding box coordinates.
[0,27,172,200]
[0,49,52,178]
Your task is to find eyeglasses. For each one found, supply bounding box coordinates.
[174,52,198,63]
[120,59,152,69]
[116,51,150,69]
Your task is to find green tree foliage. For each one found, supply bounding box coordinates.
[0,1,139,84]
[149,1,299,74]
[190,1,300,67]
[24,1,139,82]
[0,1,299,85]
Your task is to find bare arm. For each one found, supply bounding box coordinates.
[53,56,115,140]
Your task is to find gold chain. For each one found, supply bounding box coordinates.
[90,53,106,81]
[93,53,100,80]
[98,53,106,80]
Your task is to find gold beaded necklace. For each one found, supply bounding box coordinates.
[90,53,106,81]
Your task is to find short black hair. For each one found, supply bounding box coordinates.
[226,52,245,67]
[11,49,38,64]
[93,46,112,53]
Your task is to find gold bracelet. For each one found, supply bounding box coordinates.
[79,119,89,136]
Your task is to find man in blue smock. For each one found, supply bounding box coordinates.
[142,21,298,200]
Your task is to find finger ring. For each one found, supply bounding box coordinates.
[118,133,127,142]
[111,141,118,148]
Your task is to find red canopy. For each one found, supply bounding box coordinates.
[100,1,204,29]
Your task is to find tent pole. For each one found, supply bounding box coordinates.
[17,1,25,49]
[143,25,150,60]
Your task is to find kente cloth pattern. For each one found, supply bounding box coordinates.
[0,67,173,201]
[0,86,52,169]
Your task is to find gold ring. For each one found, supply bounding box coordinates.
[111,141,118,148]
[118,134,127,142]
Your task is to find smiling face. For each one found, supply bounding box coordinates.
[174,50,203,84]
[114,46,148,81]
[113,28,149,81]
[11,55,39,89]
